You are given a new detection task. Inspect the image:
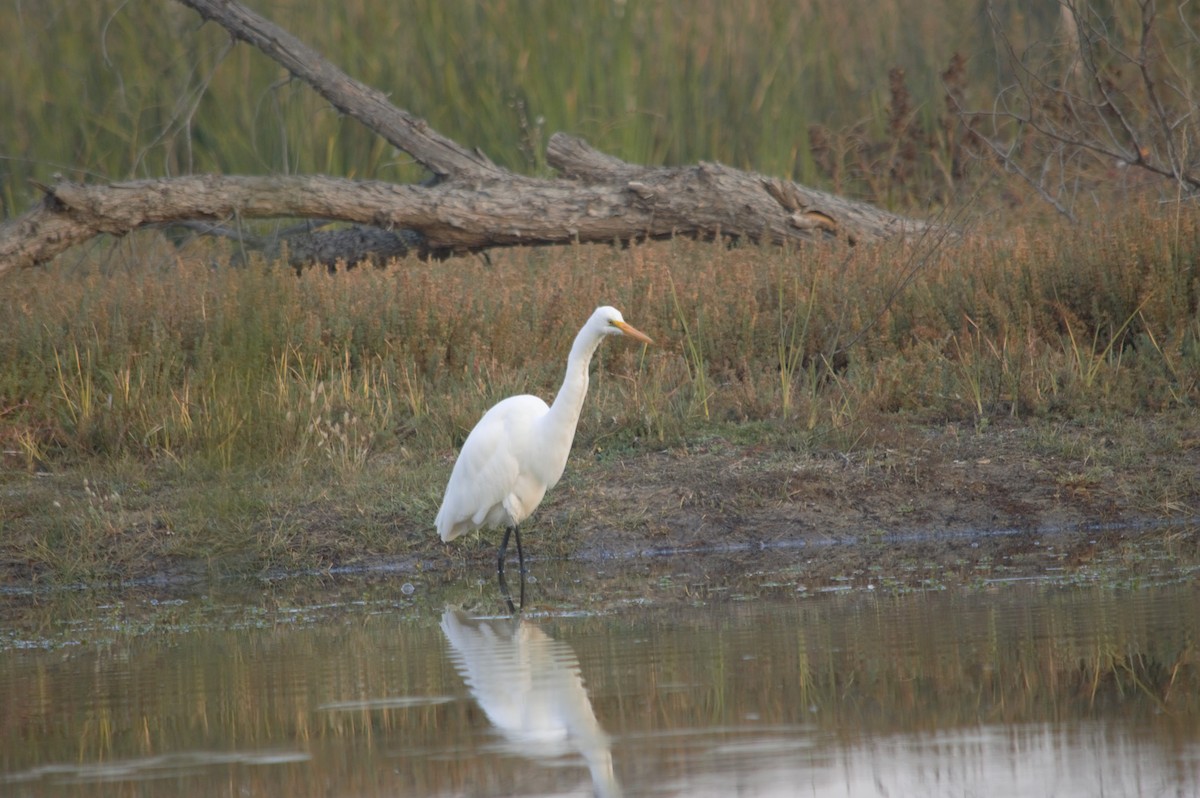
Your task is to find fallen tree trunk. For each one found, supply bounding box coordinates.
[0,0,933,277]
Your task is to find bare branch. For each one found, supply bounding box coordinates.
[0,0,935,274]
[176,0,503,181]
[1,160,934,275]
[959,0,1200,214]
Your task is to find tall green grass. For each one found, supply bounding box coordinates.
[0,0,1047,217]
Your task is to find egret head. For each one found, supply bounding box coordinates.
[592,306,654,345]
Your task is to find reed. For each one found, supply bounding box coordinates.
[2,0,1025,215]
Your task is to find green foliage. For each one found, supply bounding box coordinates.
[0,0,1018,215]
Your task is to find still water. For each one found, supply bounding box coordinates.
[1,553,1198,797]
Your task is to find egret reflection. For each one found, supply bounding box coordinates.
[440,608,621,798]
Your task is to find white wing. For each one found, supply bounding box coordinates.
[436,395,550,541]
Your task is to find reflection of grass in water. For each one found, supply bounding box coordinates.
[1,585,1195,790]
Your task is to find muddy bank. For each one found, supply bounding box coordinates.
[435,416,1200,590]
[3,415,1199,590]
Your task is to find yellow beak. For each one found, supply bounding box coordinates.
[613,320,654,345]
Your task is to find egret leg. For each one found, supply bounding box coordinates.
[513,525,526,608]
[495,525,525,613]
[496,524,526,576]
[497,526,512,577]
[513,524,525,576]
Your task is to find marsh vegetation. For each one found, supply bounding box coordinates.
[1,1,1198,583]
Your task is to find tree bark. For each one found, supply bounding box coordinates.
[0,0,932,277]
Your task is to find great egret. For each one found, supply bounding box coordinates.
[435,306,653,600]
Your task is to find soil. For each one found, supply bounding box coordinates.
[502,415,1200,588]
[3,415,1198,591]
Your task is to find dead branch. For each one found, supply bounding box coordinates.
[177,0,499,182]
[0,0,933,276]
[954,0,1200,217]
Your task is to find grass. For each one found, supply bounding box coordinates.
[1,201,1199,582]
[1,0,1054,215]
[2,3,1199,582]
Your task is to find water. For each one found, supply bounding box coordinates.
[1,554,1198,797]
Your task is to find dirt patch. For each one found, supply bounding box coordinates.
[3,415,1198,589]
[511,416,1200,586]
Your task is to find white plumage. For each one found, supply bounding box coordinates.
[435,306,653,577]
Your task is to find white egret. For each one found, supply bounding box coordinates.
[435,306,653,598]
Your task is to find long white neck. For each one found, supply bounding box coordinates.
[543,324,605,444]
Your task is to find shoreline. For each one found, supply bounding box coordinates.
[4,414,1198,591]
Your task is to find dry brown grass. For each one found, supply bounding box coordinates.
[1,203,1198,581]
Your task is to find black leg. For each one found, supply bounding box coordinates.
[497,526,512,576]
[513,524,525,576]
[497,525,520,615]
[497,569,517,615]
[495,525,526,613]
[513,525,526,609]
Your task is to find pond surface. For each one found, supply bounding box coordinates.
[1,548,1198,797]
